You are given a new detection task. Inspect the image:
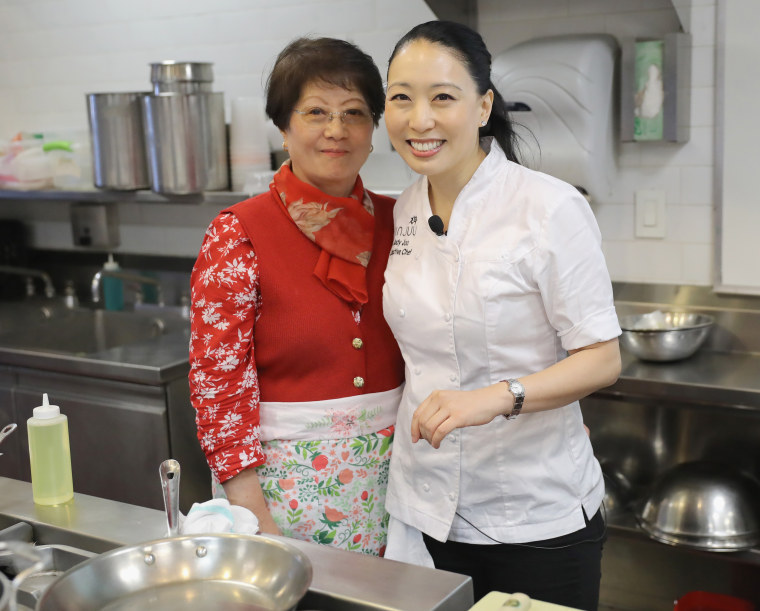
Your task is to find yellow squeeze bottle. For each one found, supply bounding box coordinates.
[27,393,74,505]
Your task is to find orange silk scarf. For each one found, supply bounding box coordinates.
[271,163,375,307]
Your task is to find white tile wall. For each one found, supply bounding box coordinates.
[0,0,435,258]
[0,0,434,134]
[479,0,717,286]
[0,0,720,288]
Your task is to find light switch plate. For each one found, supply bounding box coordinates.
[635,190,666,238]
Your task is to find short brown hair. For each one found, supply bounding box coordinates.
[266,37,385,130]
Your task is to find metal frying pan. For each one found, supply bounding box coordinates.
[33,533,313,610]
[0,571,8,611]
[34,459,312,610]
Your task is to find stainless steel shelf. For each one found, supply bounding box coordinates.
[598,350,760,412]
[0,188,252,206]
[606,512,760,568]
[0,187,403,204]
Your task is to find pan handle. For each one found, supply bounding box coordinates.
[159,459,181,537]
[0,423,17,455]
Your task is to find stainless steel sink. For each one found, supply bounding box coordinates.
[0,302,64,335]
[0,305,189,355]
[0,519,98,610]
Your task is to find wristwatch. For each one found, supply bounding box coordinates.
[502,378,525,420]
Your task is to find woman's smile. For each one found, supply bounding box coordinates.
[408,139,445,156]
[321,147,350,157]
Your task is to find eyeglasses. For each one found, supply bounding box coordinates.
[293,106,373,126]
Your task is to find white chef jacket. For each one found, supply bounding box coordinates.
[382,139,621,551]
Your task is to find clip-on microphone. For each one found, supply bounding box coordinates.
[428,215,445,236]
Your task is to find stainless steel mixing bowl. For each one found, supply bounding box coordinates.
[637,461,760,551]
[619,311,715,361]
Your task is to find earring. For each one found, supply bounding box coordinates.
[480,120,487,127]
[369,144,374,153]
[282,141,288,150]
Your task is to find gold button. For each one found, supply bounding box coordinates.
[352,338,363,349]
[353,376,365,388]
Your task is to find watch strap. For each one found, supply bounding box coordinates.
[501,378,524,420]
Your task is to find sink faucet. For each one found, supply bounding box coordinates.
[91,269,164,306]
[0,265,56,298]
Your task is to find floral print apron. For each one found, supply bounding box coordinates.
[214,387,401,556]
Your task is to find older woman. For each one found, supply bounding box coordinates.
[189,37,404,555]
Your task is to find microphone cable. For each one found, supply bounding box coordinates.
[451,503,608,550]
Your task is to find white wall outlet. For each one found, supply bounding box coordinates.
[635,190,666,238]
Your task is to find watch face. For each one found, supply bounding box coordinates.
[509,380,524,399]
[504,379,524,420]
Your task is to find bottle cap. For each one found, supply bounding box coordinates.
[103,253,120,271]
[33,393,61,419]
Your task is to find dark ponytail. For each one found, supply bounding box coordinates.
[388,20,521,164]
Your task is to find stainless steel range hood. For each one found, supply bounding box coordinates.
[422,0,689,33]
[422,0,477,28]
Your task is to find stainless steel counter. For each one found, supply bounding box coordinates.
[2,283,759,609]
[2,282,759,399]
[0,477,473,611]
[0,330,190,386]
[3,318,759,404]
[8,331,756,406]
[586,283,760,608]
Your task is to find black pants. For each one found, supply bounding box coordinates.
[423,509,606,610]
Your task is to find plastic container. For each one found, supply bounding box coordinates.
[27,393,74,506]
[102,254,124,311]
[0,137,53,190]
[674,591,755,611]
[230,96,271,192]
[45,141,94,190]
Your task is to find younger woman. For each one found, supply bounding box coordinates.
[381,21,621,608]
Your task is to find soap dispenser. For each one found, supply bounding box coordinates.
[102,253,124,311]
[27,393,74,505]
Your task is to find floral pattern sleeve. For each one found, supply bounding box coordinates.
[189,213,266,483]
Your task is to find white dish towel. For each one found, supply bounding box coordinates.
[178,498,259,536]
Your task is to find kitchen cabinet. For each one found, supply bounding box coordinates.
[13,369,170,509]
[715,0,760,294]
[0,347,211,513]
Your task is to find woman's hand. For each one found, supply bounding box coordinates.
[412,385,508,449]
[256,513,283,535]
[222,468,283,535]
[411,339,619,449]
